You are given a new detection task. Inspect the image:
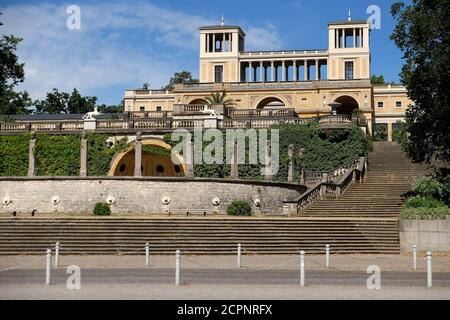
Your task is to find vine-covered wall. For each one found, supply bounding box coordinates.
[0,123,371,178]
[0,134,29,176]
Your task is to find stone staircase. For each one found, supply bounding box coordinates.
[0,143,427,255]
[0,217,400,255]
[301,142,428,218]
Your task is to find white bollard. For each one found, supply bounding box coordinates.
[45,249,51,286]
[55,242,60,268]
[175,250,180,286]
[145,242,149,267]
[237,243,241,269]
[426,251,432,288]
[325,244,330,269]
[300,250,305,287]
[413,245,417,271]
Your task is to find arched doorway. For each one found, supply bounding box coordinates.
[333,95,359,114]
[108,138,185,177]
[187,98,208,105]
[256,97,287,109]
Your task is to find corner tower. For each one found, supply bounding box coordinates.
[327,18,371,80]
[199,23,245,83]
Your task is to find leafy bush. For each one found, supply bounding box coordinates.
[400,207,450,220]
[404,196,446,208]
[226,199,252,216]
[412,177,444,199]
[93,202,111,216]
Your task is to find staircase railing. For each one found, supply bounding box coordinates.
[283,157,367,216]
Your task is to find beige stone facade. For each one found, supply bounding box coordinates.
[124,18,413,142]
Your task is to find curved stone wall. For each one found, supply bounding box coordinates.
[0,177,306,215]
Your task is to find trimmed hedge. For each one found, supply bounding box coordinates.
[93,202,111,216]
[404,196,447,209]
[0,134,29,176]
[400,207,450,220]
[226,199,252,216]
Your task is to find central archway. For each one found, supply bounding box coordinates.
[187,98,208,105]
[108,138,185,177]
[333,95,359,114]
[256,97,287,109]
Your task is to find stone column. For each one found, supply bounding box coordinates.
[315,60,319,80]
[281,61,286,82]
[230,138,239,179]
[264,140,272,181]
[80,131,88,177]
[299,167,305,185]
[387,123,393,143]
[359,28,362,47]
[223,33,226,51]
[185,136,194,177]
[213,33,216,52]
[304,60,308,81]
[353,28,356,48]
[27,131,36,177]
[287,144,295,182]
[259,61,263,82]
[134,132,142,177]
[271,61,275,81]
[248,62,253,82]
[293,61,297,81]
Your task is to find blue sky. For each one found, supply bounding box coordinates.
[1,0,407,105]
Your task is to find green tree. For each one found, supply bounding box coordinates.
[370,74,385,84]
[97,99,124,113]
[162,71,198,91]
[0,13,31,115]
[67,88,96,114]
[35,88,97,114]
[390,0,450,163]
[204,91,235,107]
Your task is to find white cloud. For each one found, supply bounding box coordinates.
[0,1,283,103]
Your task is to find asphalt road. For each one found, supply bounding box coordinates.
[1,268,450,288]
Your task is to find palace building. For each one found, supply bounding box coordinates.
[124,16,411,142]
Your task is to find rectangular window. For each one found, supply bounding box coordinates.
[139,106,145,112]
[396,101,402,108]
[377,102,384,108]
[345,61,354,80]
[215,65,223,83]
[156,106,162,111]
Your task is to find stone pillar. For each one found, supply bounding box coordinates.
[387,123,393,143]
[213,33,216,52]
[304,60,308,81]
[315,60,319,80]
[293,61,297,81]
[259,61,263,82]
[281,61,286,82]
[271,61,275,81]
[248,62,253,82]
[27,131,36,177]
[134,132,142,177]
[287,144,295,182]
[353,28,356,48]
[230,138,239,179]
[359,28,362,47]
[185,136,194,177]
[223,33,226,51]
[80,131,88,177]
[264,140,272,181]
[299,167,305,185]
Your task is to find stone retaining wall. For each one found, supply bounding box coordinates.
[0,177,306,215]
[400,218,450,253]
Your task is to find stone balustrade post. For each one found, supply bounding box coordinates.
[28,131,36,177]
[134,132,142,177]
[230,138,239,179]
[80,131,88,177]
[264,140,272,181]
[185,136,194,177]
[287,144,295,182]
